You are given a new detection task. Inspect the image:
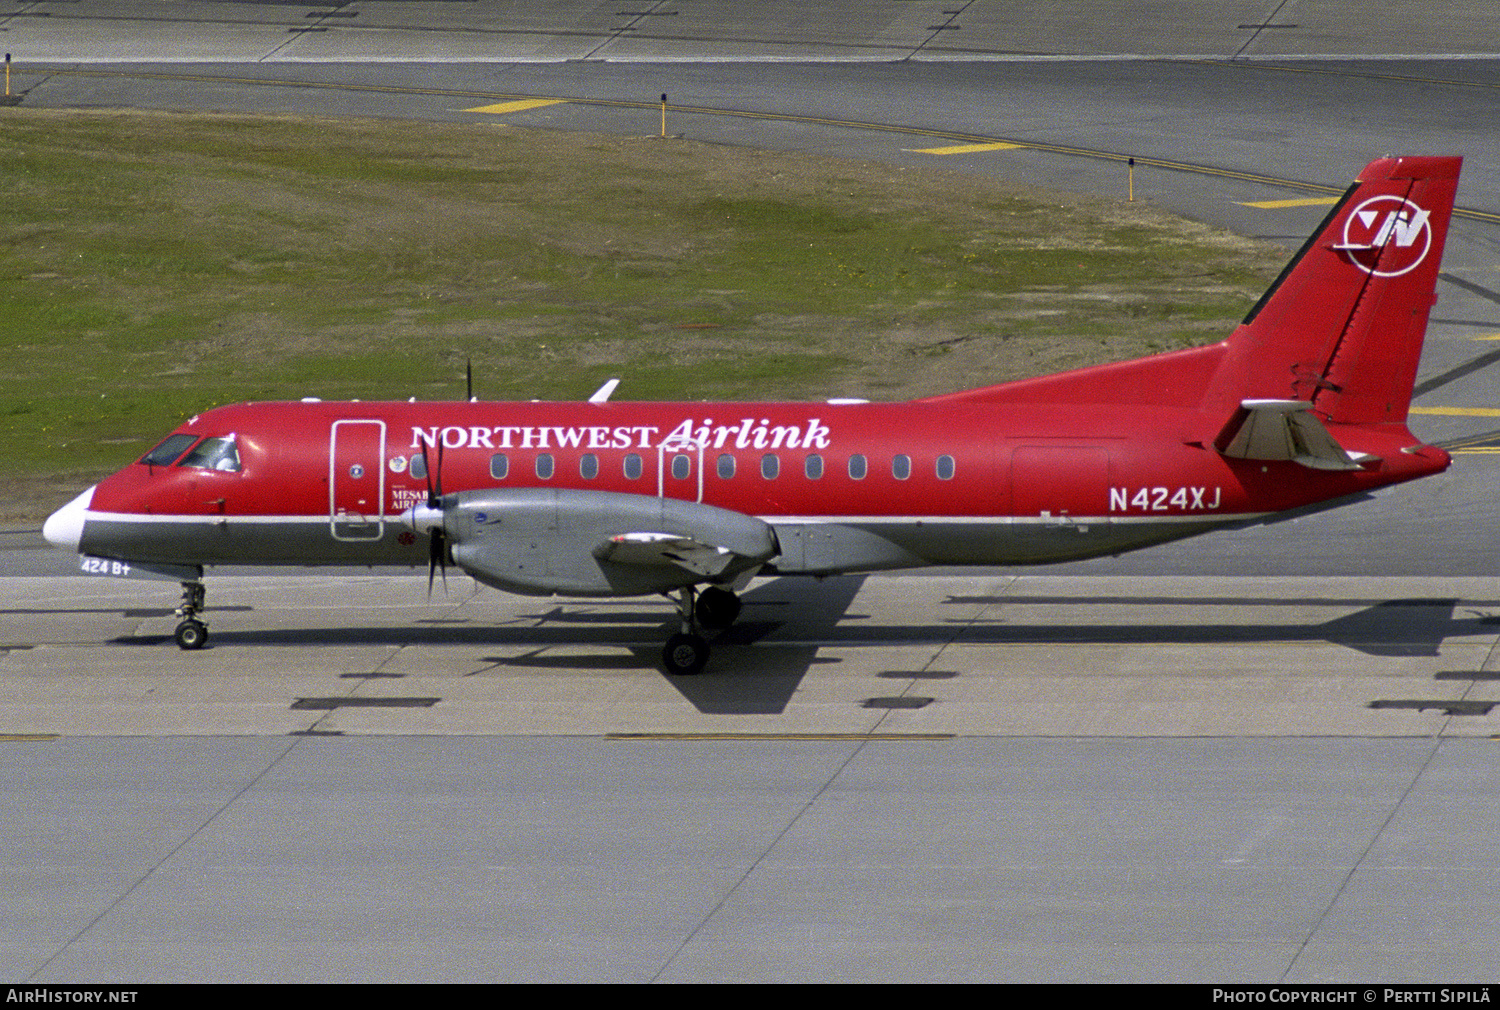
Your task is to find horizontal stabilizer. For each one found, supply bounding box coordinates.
[1216,399,1365,471]
[595,531,738,577]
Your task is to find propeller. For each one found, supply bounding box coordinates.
[399,440,450,597]
[424,440,448,596]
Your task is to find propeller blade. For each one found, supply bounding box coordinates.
[427,526,447,598]
[418,438,449,597]
[420,438,445,504]
[420,440,435,506]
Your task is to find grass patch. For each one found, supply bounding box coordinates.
[0,108,1284,519]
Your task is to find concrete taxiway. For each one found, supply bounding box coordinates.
[6,566,1500,982]
[5,734,1496,983]
[4,1,1500,984]
[4,572,1500,739]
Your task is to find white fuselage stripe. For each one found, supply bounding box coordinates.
[80,509,1264,527]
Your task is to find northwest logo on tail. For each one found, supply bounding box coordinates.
[1333,195,1433,277]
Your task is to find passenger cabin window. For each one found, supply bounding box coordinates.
[671,454,691,480]
[804,454,824,479]
[848,454,867,480]
[177,436,241,473]
[580,453,599,479]
[761,454,780,479]
[140,434,198,468]
[410,454,427,480]
[535,453,555,479]
[716,454,735,479]
[490,454,509,480]
[892,454,911,480]
[936,454,956,480]
[623,453,643,480]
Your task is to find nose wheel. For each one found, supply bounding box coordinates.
[174,618,208,650]
[174,581,209,650]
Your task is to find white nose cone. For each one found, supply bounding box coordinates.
[399,502,445,536]
[43,486,95,551]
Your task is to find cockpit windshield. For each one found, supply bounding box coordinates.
[177,435,242,472]
[139,433,199,467]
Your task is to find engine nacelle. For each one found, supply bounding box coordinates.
[442,488,777,597]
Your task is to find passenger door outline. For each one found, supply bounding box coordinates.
[329,419,387,541]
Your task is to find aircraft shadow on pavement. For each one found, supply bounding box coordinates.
[102,591,1497,713]
[7,606,252,618]
[945,596,1495,657]
[113,576,866,714]
[474,576,866,714]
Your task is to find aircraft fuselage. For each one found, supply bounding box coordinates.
[65,396,1446,579]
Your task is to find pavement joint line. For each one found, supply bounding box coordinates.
[866,583,994,731]
[648,727,880,982]
[1279,733,1446,980]
[22,733,305,982]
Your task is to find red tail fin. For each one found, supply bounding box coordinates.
[1205,156,1461,424]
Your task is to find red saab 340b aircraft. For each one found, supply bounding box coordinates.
[45,156,1461,674]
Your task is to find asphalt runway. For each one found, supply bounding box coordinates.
[7,734,1498,983]
[4,2,1500,984]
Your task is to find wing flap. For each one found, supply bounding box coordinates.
[594,531,739,577]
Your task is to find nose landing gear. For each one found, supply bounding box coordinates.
[174,581,208,650]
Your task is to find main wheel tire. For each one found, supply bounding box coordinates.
[174,619,208,650]
[662,633,710,676]
[696,586,742,630]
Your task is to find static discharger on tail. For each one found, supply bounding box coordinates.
[44,157,1462,674]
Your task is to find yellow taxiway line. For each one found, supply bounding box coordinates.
[461,99,567,115]
[1412,406,1500,416]
[1237,197,1341,209]
[908,141,1024,155]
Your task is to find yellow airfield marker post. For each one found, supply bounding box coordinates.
[1128,157,1135,202]
[1,53,19,105]
[661,94,668,138]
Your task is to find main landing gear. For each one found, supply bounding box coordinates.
[174,580,209,650]
[661,585,743,676]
